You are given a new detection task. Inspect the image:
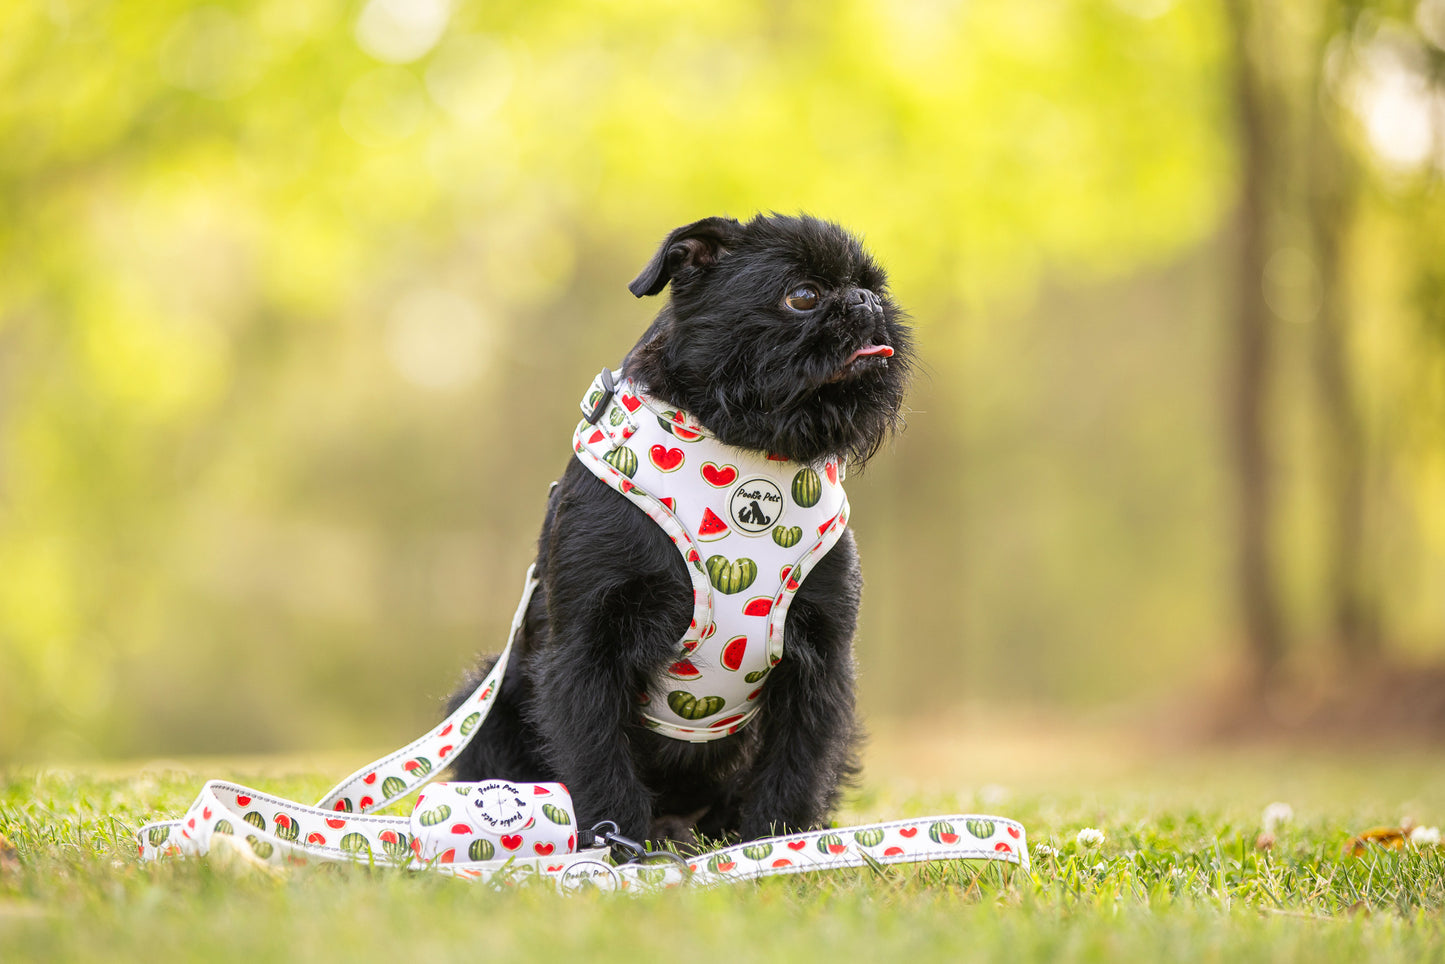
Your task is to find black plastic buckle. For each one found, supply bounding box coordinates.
[584,368,616,425]
[586,821,690,872]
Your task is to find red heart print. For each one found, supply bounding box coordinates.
[701,462,738,487]
[187,818,196,829]
[363,773,376,785]
[451,824,472,835]
[568,834,575,850]
[884,846,903,856]
[826,462,838,485]
[203,807,212,819]
[236,796,251,806]
[1008,827,1020,839]
[308,832,326,845]
[899,827,917,837]
[787,840,807,851]
[650,445,684,472]
[534,842,554,856]
[548,864,564,872]
[621,393,641,412]
[326,818,347,830]
[438,745,453,759]
[501,835,523,851]
[995,842,1012,853]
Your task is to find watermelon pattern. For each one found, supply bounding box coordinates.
[571,371,850,742]
[667,691,726,720]
[417,804,452,827]
[340,832,370,854]
[468,838,495,861]
[603,446,638,477]
[791,467,822,507]
[772,525,802,548]
[853,828,885,847]
[380,830,410,859]
[706,555,757,594]
[966,819,995,839]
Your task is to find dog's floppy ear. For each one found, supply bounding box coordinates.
[628,217,744,298]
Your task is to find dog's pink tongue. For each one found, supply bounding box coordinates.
[845,344,895,365]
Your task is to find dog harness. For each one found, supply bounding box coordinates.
[572,369,850,742]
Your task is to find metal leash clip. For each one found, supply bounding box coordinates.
[587,820,691,873]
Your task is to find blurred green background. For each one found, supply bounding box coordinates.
[2,0,1443,763]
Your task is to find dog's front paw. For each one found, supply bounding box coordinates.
[649,810,707,849]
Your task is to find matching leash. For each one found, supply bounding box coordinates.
[135,566,1030,892]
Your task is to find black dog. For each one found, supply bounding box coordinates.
[445,213,911,844]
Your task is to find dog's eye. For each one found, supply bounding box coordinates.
[785,285,819,311]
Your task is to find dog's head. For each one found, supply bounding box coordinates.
[624,213,912,466]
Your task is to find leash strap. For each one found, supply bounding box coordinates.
[135,535,1032,891]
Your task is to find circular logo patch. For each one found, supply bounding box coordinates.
[467,781,533,834]
[728,477,785,534]
[558,859,621,893]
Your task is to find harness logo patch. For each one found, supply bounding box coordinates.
[728,478,784,534]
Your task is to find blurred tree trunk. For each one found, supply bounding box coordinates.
[1223,0,1287,693]
[1306,7,1379,666]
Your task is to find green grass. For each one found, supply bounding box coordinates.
[2,738,1444,963]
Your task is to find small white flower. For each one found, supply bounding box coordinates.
[1410,826,1441,847]
[1262,802,1294,834]
[1034,844,1055,858]
[1076,827,1105,848]
[1091,861,1106,874]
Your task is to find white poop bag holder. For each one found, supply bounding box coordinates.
[137,566,1030,893]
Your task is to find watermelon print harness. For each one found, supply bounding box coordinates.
[571,369,850,742]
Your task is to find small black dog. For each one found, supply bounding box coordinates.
[446,213,911,844]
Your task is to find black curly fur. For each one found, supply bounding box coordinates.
[444,213,912,845]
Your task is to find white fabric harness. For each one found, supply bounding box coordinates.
[571,369,849,741]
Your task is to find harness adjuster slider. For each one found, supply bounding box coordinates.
[583,368,616,425]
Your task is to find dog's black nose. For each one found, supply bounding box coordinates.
[847,288,882,315]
